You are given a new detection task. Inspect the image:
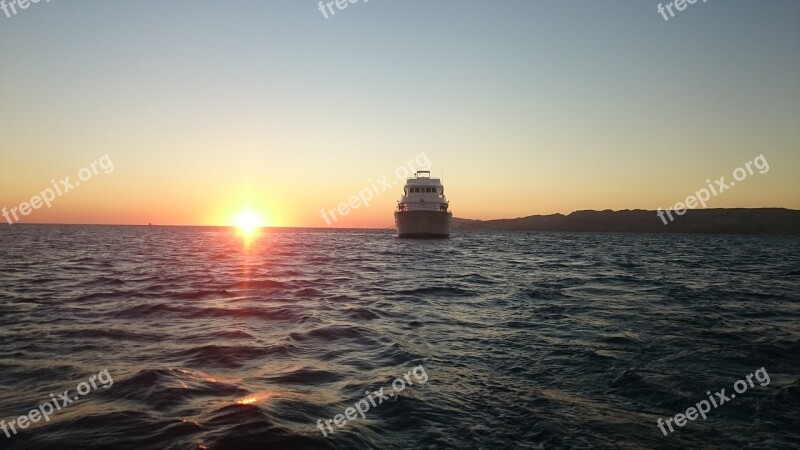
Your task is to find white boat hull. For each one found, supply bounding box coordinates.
[395,210,452,238]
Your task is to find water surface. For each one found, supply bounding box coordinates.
[0,226,798,449]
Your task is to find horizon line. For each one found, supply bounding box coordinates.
[3,207,797,228]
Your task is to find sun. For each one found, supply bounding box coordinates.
[232,209,266,237]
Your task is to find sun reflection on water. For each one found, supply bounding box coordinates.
[234,391,278,405]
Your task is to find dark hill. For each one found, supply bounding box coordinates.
[452,208,800,235]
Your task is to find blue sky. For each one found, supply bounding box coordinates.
[1,0,798,225]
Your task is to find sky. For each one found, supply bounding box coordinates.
[1,0,799,228]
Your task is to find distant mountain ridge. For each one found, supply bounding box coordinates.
[453,208,800,235]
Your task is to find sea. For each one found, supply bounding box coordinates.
[0,225,798,449]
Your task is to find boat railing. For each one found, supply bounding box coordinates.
[397,201,449,212]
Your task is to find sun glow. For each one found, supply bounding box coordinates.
[232,209,266,237]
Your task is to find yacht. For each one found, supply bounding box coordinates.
[395,171,452,238]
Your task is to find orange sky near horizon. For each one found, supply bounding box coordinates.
[1,147,797,228]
